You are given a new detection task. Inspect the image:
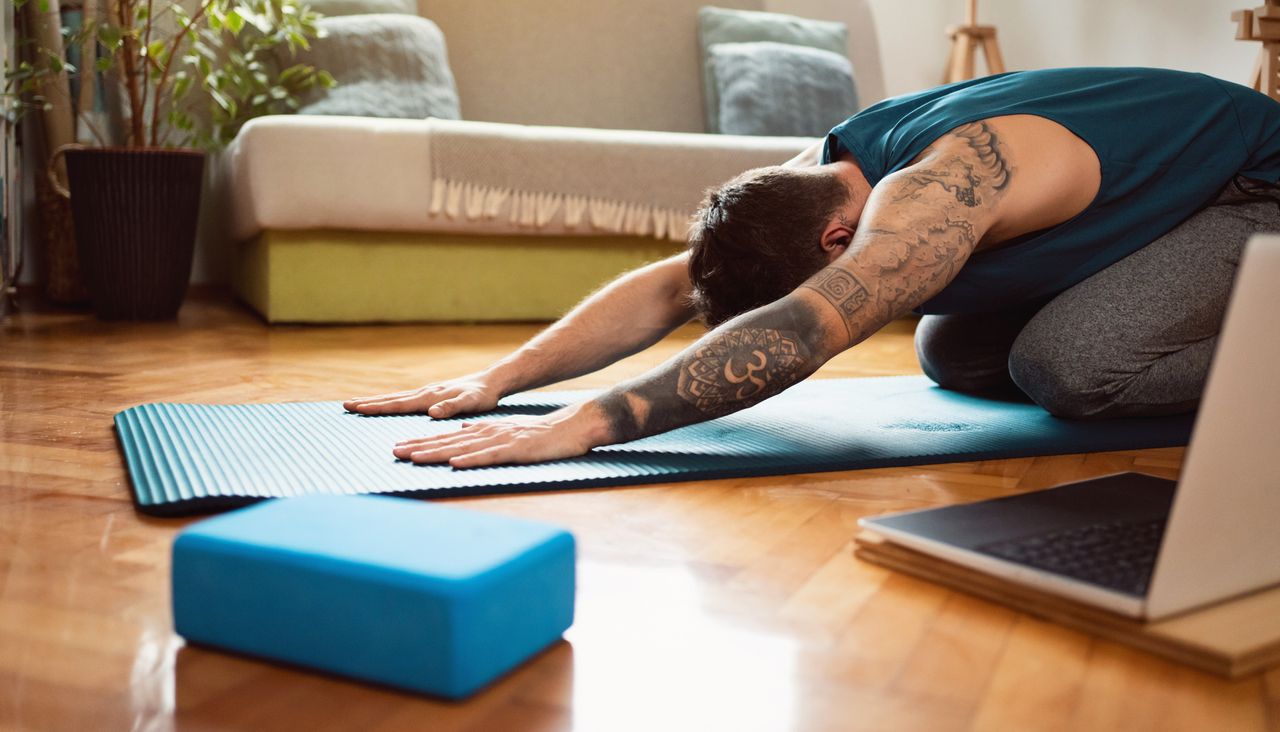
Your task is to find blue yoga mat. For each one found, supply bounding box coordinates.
[115,376,1194,516]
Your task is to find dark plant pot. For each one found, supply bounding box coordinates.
[63,147,205,321]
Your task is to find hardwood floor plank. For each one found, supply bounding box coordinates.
[971,617,1092,732]
[890,592,1019,708]
[1070,643,1266,732]
[1263,668,1280,732]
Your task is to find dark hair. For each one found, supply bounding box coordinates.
[686,166,851,327]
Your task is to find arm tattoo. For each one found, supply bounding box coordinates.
[676,327,809,413]
[893,121,1011,208]
[800,267,871,341]
[803,119,1014,341]
[594,300,822,443]
[952,121,1011,190]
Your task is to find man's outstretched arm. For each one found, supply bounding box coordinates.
[397,122,1013,466]
[344,253,696,419]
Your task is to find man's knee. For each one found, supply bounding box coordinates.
[1008,336,1124,419]
[915,315,1018,394]
[916,336,994,394]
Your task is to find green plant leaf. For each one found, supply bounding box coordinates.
[208,86,232,112]
[120,0,337,151]
[173,73,192,100]
[225,9,245,35]
[193,40,219,63]
[97,24,123,50]
[95,57,113,73]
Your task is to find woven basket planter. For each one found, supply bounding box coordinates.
[51,145,205,320]
[34,170,90,305]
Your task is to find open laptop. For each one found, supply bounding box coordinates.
[859,235,1280,620]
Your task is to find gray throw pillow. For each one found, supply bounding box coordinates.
[288,15,461,120]
[710,41,858,138]
[698,6,849,134]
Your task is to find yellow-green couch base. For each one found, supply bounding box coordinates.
[233,229,683,323]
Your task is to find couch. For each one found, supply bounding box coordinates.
[217,0,886,322]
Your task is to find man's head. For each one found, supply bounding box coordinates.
[686,164,861,327]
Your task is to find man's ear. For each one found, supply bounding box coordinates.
[820,218,855,261]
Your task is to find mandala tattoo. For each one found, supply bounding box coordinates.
[676,328,809,414]
[800,266,871,341]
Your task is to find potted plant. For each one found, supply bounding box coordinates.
[21,0,333,319]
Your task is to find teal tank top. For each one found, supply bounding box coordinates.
[822,67,1280,314]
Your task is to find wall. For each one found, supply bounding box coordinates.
[866,0,1257,100]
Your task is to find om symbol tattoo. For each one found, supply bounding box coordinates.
[676,328,809,414]
[723,349,768,400]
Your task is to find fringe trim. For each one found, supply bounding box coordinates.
[429,178,691,241]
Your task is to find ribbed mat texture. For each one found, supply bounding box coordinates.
[115,376,1195,516]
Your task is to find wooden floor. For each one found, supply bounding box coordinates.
[1,296,1275,732]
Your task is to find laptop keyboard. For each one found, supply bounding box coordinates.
[977,519,1167,596]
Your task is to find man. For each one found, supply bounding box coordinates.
[345,67,1280,468]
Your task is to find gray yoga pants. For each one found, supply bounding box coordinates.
[915,184,1280,419]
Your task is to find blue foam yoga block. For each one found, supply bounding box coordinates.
[171,495,576,698]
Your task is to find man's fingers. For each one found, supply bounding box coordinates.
[346,388,420,404]
[427,395,468,419]
[393,432,476,457]
[393,424,495,458]
[343,389,424,411]
[448,445,514,469]
[407,436,498,464]
[391,417,583,469]
[346,395,421,414]
[347,388,453,415]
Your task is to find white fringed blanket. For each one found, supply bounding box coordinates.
[224,115,811,243]
[423,118,811,241]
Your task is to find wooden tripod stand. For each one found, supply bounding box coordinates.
[1233,0,1280,100]
[944,0,1006,84]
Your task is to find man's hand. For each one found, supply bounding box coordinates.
[391,403,606,468]
[344,374,502,419]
